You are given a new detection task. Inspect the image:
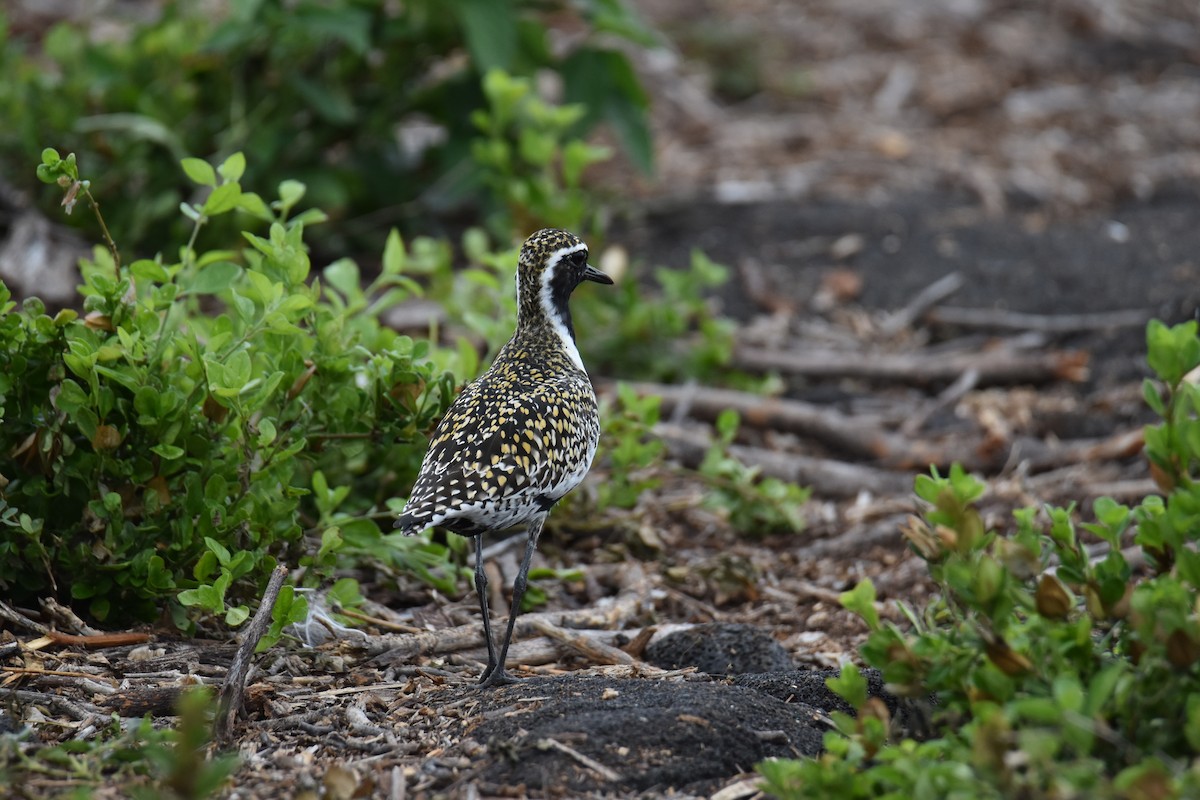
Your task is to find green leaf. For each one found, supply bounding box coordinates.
[218,152,246,183]
[1142,378,1166,416]
[826,662,868,708]
[453,0,518,71]
[225,605,250,626]
[276,180,306,215]
[237,191,274,221]
[225,349,253,389]
[204,182,242,215]
[840,579,880,630]
[1187,695,1200,752]
[328,578,363,611]
[151,443,185,460]
[382,229,407,276]
[187,261,242,294]
[77,113,186,161]
[562,48,653,174]
[324,258,362,301]
[178,589,203,607]
[1146,319,1200,386]
[181,157,217,187]
[130,258,170,283]
[256,418,277,447]
[205,537,233,567]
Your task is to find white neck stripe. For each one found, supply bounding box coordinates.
[539,243,588,372]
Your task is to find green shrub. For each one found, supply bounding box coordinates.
[758,321,1200,798]
[0,0,654,254]
[471,69,615,237]
[0,149,458,626]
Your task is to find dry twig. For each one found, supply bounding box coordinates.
[526,618,637,667]
[926,306,1150,333]
[215,563,288,740]
[735,344,1089,386]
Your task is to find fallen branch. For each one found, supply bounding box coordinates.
[655,423,913,497]
[926,306,1151,334]
[215,563,288,741]
[526,617,637,666]
[0,600,48,635]
[613,380,904,461]
[363,593,649,663]
[735,344,1090,386]
[0,687,102,721]
[45,630,152,648]
[1014,428,1145,472]
[101,685,185,717]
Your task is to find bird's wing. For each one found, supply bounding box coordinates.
[397,378,596,534]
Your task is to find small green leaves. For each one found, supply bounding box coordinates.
[840,579,880,631]
[260,585,309,653]
[181,157,217,187]
[1146,319,1200,387]
[36,148,80,185]
[185,260,242,294]
[826,662,869,709]
[218,152,246,183]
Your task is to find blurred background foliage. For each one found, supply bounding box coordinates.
[0,0,783,627]
[0,0,654,254]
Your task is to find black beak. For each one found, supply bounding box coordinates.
[582,263,614,285]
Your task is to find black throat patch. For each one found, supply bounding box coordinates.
[547,260,579,340]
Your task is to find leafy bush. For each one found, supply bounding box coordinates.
[0,0,654,253]
[759,321,1200,798]
[0,149,457,626]
[471,69,615,237]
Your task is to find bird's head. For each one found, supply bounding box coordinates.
[515,228,613,335]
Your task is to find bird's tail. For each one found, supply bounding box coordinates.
[394,511,426,537]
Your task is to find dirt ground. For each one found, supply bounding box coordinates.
[5,1,1200,798]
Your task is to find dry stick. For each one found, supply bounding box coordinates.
[526,617,637,666]
[613,380,941,466]
[792,516,910,561]
[0,687,102,721]
[735,343,1090,386]
[926,306,1152,333]
[45,630,152,648]
[456,632,629,671]
[900,367,980,437]
[537,737,622,782]
[879,271,965,336]
[362,592,648,662]
[0,600,48,635]
[41,598,103,636]
[1014,428,1145,473]
[215,563,288,741]
[656,423,913,497]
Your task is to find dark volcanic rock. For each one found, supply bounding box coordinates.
[470,674,825,795]
[643,622,794,675]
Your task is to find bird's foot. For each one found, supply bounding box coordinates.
[478,667,522,688]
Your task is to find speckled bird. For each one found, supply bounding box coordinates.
[396,228,613,686]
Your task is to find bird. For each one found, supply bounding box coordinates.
[395,228,613,686]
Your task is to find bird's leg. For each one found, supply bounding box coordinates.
[474,534,501,680]
[478,514,545,687]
